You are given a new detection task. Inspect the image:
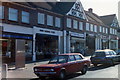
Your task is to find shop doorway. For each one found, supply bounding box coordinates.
[2,39,15,64]
[36,34,58,60]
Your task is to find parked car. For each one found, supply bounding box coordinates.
[90,49,120,66]
[115,49,120,55]
[33,53,91,80]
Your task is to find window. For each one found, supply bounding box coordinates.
[106,28,108,34]
[110,28,112,34]
[112,29,114,34]
[38,13,45,24]
[86,23,89,31]
[67,18,71,28]
[22,11,29,23]
[79,22,83,30]
[74,55,82,60]
[73,20,78,29]
[9,8,18,21]
[0,6,4,19]
[103,27,105,33]
[90,24,94,31]
[94,25,97,32]
[55,17,61,28]
[47,15,53,26]
[100,26,102,32]
[68,55,75,62]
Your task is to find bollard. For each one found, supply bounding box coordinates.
[2,64,8,78]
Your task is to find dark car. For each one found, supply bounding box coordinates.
[90,49,120,66]
[33,53,91,80]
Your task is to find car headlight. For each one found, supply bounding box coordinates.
[34,68,38,71]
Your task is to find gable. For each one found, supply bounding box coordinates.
[66,0,87,20]
[111,16,119,27]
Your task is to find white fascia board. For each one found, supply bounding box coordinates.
[2,23,33,35]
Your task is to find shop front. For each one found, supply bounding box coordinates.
[109,36,118,51]
[2,32,33,64]
[33,27,63,61]
[66,31,86,55]
[101,35,109,49]
[86,33,95,55]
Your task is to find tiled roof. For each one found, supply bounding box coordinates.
[100,14,116,26]
[16,2,75,15]
[85,11,105,25]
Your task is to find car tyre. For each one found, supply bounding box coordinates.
[39,76,46,80]
[109,60,114,66]
[59,70,66,80]
[81,66,88,75]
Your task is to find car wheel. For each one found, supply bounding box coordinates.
[59,71,66,80]
[81,66,88,75]
[109,60,114,66]
[39,76,46,80]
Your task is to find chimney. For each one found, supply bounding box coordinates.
[88,8,93,13]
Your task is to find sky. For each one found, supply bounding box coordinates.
[80,0,119,18]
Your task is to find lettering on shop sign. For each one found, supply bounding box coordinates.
[70,32,84,38]
[40,29,55,34]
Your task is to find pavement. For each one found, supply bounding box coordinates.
[1,56,91,79]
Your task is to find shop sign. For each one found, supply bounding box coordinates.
[70,32,84,38]
[2,34,32,39]
[88,34,94,37]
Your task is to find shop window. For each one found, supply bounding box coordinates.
[38,13,45,24]
[0,6,4,19]
[79,22,83,30]
[67,18,71,28]
[22,11,30,23]
[86,23,89,31]
[25,40,32,57]
[55,17,61,28]
[9,8,18,21]
[73,20,78,29]
[47,15,53,26]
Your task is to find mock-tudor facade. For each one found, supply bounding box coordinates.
[0,0,119,64]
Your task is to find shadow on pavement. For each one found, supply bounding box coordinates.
[88,62,120,71]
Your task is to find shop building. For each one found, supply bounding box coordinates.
[100,14,119,50]
[1,0,120,64]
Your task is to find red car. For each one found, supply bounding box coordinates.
[33,53,91,79]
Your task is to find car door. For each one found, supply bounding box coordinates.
[74,55,83,71]
[66,55,76,74]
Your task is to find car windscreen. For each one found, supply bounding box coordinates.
[93,52,106,57]
[48,55,68,64]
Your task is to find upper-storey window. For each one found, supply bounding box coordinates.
[38,13,45,24]
[22,11,29,23]
[86,23,89,31]
[67,18,72,28]
[103,27,105,33]
[106,28,108,34]
[0,6,4,19]
[55,17,61,28]
[9,8,18,21]
[94,25,97,32]
[90,24,94,31]
[47,15,53,26]
[110,28,112,34]
[100,26,102,32]
[73,20,78,29]
[79,22,83,30]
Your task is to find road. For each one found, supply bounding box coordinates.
[6,63,120,80]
